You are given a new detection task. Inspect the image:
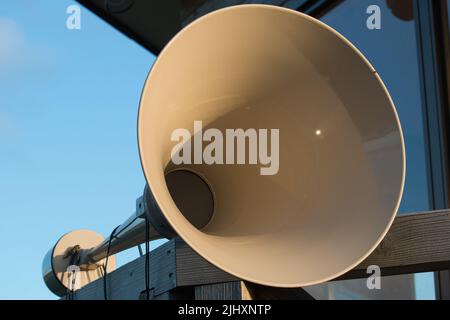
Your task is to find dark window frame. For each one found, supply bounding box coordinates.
[412,0,450,300]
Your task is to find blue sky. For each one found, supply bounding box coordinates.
[0,0,435,299]
[0,0,158,299]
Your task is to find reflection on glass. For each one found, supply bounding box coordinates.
[303,0,435,300]
[321,0,428,214]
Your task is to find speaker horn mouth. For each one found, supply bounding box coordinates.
[165,169,215,231]
[138,4,406,287]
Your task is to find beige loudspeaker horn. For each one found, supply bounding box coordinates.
[43,4,405,296]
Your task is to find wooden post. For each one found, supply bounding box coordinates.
[64,210,450,300]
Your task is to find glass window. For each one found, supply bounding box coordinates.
[303,0,435,299]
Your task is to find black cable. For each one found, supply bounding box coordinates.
[113,216,138,241]
[144,216,150,300]
[66,273,74,300]
[103,225,120,300]
[101,216,138,300]
[66,247,80,300]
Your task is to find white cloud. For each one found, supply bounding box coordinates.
[0,18,26,68]
[0,17,57,82]
[0,113,19,138]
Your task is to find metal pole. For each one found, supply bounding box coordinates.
[86,213,160,263]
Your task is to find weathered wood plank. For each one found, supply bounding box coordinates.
[195,281,244,300]
[66,210,450,299]
[175,238,238,287]
[340,210,450,280]
[66,240,177,300]
[243,282,315,300]
[194,281,316,300]
[174,211,450,282]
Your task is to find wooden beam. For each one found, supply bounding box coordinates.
[172,210,450,282]
[195,281,247,300]
[65,240,177,300]
[174,238,237,287]
[242,282,315,300]
[65,210,450,299]
[339,210,450,280]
